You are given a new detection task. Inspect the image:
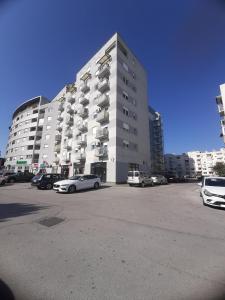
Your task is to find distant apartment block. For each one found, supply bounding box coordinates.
[5,33,161,183]
[165,148,225,177]
[216,83,225,143]
[149,106,164,174]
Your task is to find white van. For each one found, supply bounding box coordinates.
[127,171,154,187]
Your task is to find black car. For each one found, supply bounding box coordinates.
[31,173,65,190]
[6,172,34,183]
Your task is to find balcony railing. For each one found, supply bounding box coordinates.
[75,152,86,161]
[77,107,88,118]
[96,94,109,107]
[77,122,88,132]
[65,129,73,138]
[57,115,63,122]
[95,146,108,157]
[77,136,87,146]
[96,127,108,140]
[80,82,90,94]
[79,95,89,106]
[56,125,63,132]
[55,134,62,141]
[96,110,109,123]
[98,64,110,79]
[66,105,74,114]
[67,93,75,104]
[65,116,74,126]
[97,78,110,93]
[64,142,72,151]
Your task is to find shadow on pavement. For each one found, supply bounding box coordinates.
[0,279,15,300]
[0,203,48,222]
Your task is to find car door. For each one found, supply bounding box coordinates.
[82,175,92,189]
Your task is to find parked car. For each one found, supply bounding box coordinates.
[151,175,168,185]
[0,175,7,186]
[127,171,154,187]
[199,176,225,208]
[6,172,34,183]
[53,174,101,193]
[31,173,66,190]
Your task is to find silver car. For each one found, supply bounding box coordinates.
[151,175,168,185]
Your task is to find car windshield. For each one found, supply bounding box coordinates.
[33,174,43,180]
[205,178,225,187]
[128,171,140,177]
[69,176,81,180]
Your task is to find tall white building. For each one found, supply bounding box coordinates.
[165,148,225,177]
[5,33,152,183]
[216,83,225,143]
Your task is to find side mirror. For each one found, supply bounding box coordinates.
[197,182,202,187]
[79,177,84,181]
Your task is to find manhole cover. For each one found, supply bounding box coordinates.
[38,217,64,227]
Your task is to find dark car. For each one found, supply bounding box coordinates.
[31,173,66,190]
[6,172,34,183]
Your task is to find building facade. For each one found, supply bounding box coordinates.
[216,83,225,143]
[165,148,225,177]
[5,33,156,182]
[149,106,164,174]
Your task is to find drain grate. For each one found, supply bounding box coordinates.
[38,217,64,227]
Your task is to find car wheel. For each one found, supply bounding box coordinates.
[9,178,15,183]
[37,186,42,190]
[129,184,133,187]
[68,185,76,193]
[46,183,53,190]
[1,180,6,186]
[140,182,145,188]
[94,182,99,189]
[151,181,154,186]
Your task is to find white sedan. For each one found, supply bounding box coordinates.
[199,176,225,208]
[53,174,101,193]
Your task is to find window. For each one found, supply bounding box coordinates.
[132,112,137,120]
[33,109,38,114]
[27,145,33,150]
[123,123,129,131]
[123,140,129,148]
[47,116,52,122]
[46,125,51,130]
[26,155,32,159]
[30,127,36,132]
[122,62,129,72]
[31,118,37,123]
[123,91,128,100]
[29,136,35,140]
[123,76,128,85]
[45,135,50,140]
[35,145,40,150]
[27,112,31,116]
[123,107,129,116]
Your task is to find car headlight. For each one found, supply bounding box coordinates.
[60,184,69,187]
[204,189,214,197]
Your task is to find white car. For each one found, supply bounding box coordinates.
[53,174,101,193]
[0,175,7,186]
[127,170,154,187]
[200,176,225,208]
[151,175,168,185]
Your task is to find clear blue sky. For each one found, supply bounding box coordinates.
[1,0,225,155]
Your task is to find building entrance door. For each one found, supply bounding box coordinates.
[91,162,107,182]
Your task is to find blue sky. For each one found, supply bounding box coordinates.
[0,0,225,155]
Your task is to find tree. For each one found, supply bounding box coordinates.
[212,162,225,176]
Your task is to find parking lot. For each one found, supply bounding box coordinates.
[1,182,225,300]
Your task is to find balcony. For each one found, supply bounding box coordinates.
[77,136,87,146]
[65,116,74,126]
[58,103,64,112]
[77,107,88,118]
[80,82,90,94]
[57,115,63,122]
[54,144,61,153]
[77,122,88,132]
[79,95,89,106]
[64,142,72,151]
[95,146,108,157]
[55,134,62,142]
[67,95,75,104]
[97,78,110,93]
[96,110,109,123]
[56,125,62,132]
[96,94,109,108]
[65,129,73,138]
[98,64,110,79]
[216,95,222,105]
[96,127,109,140]
[66,105,74,114]
[75,152,86,161]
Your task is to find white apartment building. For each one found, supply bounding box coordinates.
[165,148,225,177]
[5,33,152,183]
[216,83,225,143]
